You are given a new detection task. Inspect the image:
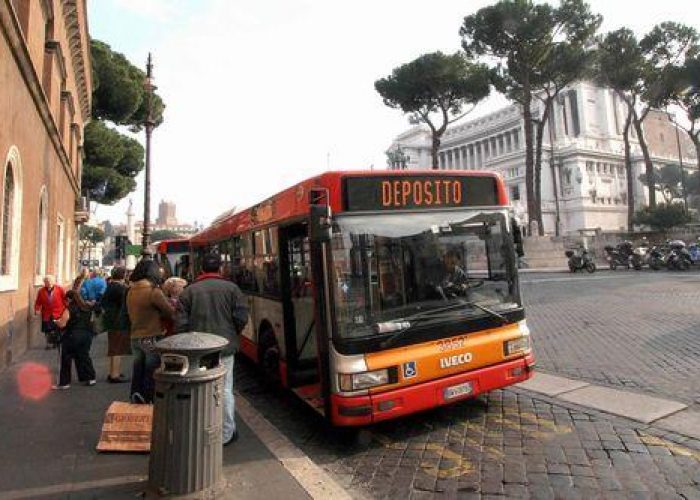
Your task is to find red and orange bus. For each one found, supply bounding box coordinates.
[191,170,534,426]
[154,239,191,279]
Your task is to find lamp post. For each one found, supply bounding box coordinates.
[668,111,688,213]
[141,53,156,258]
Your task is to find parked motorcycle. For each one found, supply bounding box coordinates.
[648,245,666,271]
[565,248,596,273]
[667,240,691,271]
[604,241,641,270]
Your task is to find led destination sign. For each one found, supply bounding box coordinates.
[343,175,499,211]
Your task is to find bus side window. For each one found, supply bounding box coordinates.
[235,233,258,293]
[254,228,281,296]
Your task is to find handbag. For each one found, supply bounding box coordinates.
[91,310,105,334]
[117,288,132,333]
[55,307,70,330]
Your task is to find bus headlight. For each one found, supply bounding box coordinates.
[339,369,390,392]
[504,321,531,356]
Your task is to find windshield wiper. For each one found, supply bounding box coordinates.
[463,301,509,325]
[375,300,510,348]
[373,301,473,334]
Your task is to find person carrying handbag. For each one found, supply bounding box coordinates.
[34,275,66,349]
[53,290,97,390]
[127,260,174,403]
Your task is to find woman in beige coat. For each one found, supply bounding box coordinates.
[127,259,174,403]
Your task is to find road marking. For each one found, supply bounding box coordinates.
[639,433,700,461]
[522,274,644,284]
[374,409,573,480]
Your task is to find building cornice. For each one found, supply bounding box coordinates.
[61,0,91,121]
[45,40,67,79]
[61,90,75,115]
[1,0,80,196]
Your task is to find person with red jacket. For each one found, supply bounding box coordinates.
[34,275,67,349]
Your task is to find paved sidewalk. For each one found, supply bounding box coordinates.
[0,335,311,500]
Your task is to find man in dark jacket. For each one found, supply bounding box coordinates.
[176,253,248,445]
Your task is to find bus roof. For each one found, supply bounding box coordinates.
[190,170,508,245]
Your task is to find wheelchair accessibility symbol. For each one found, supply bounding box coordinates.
[403,361,417,379]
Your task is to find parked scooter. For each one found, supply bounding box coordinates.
[565,247,596,273]
[632,241,649,269]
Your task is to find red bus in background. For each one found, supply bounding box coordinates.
[191,170,534,426]
[154,239,191,279]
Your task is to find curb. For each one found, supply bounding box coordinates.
[235,393,355,500]
[516,371,699,441]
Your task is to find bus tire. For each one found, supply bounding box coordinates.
[258,327,281,387]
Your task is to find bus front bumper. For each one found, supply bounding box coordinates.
[330,353,535,426]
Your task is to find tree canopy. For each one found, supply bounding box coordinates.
[639,164,686,204]
[83,40,166,205]
[633,203,690,230]
[375,51,491,169]
[460,0,601,235]
[596,23,699,208]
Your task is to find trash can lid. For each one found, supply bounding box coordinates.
[155,332,229,353]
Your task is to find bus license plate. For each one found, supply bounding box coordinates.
[443,382,473,400]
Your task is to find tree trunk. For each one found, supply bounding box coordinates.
[623,108,635,232]
[534,105,549,235]
[632,111,656,208]
[522,91,540,235]
[690,132,700,171]
[431,135,441,170]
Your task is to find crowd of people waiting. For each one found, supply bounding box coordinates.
[33,253,248,446]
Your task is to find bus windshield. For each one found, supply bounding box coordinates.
[331,210,520,340]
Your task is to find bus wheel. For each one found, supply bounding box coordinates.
[259,328,280,386]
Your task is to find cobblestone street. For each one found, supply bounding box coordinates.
[522,271,700,405]
[233,270,700,498]
[237,371,700,498]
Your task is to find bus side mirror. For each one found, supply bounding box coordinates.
[310,205,332,242]
[512,218,525,257]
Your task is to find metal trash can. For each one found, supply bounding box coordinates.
[148,332,229,497]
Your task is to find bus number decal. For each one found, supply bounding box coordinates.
[437,337,466,352]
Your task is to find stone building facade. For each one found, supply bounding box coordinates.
[388,81,696,235]
[0,0,91,368]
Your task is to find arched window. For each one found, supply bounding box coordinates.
[1,147,23,290]
[35,188,49,279]
[1,165,15,275]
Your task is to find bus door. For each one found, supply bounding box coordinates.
[279,223,322,406]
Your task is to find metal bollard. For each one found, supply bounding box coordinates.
[148,333,229,498]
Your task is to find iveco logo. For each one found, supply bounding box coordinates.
[440,353,473,369]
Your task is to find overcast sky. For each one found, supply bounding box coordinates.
[88,0,700,227]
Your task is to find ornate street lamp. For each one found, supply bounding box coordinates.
[141,53,156,258]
